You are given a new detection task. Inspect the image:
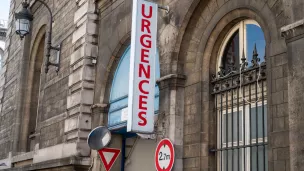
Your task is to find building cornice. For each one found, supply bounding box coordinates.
[281,19,304,42]
[156,74,187,90]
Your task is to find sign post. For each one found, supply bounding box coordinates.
[87,127,120,171]
[127,0,158,133]
[155,138,175,171]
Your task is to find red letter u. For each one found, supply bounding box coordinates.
[142,4,152,18]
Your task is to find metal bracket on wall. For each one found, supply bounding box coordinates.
[158,4,169,14]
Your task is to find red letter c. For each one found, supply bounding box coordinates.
[139,80,149,95]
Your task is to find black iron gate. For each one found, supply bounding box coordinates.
[211,47,267,171]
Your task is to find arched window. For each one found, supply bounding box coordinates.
[108,46,160,130]
[217,20,266,73]
[213,20,268,171]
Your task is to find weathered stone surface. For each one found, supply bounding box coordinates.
[0,0,302,171]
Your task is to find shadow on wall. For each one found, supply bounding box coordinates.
[0,47,4,58]
[125,139,157,171]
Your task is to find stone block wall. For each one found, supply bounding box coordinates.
[0,0,78,163]
[0,0,22,160]
[39,120,64,149]
[268,52,289,171]
[28,0,76,152]
[0,0,302,171]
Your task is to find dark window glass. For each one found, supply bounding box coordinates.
[250,105,267,141]
[222,149,244,171]
[222,30,240,71]
[251,145,268,171]
[222,111,243,143]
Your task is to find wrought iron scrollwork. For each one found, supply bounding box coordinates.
[212,45,267,94]
[241,49,248,71]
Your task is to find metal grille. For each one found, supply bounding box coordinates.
[211,46,267,171]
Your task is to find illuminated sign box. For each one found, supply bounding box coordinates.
[127,0,158,133]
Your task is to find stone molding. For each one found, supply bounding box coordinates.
[11,152,34,163]
[156,74,187,90]
[281,19,304,42]
[2,143,91,170]
[5,156,91,171]
[91,103,109,114]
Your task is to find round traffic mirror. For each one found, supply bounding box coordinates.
[87,126,111,150]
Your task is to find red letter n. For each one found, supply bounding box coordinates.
[139,64,150,79]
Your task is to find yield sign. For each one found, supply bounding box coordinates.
[98,148,121,171]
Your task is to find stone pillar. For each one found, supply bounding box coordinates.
[281,19,304,171]
[157,74,186,171]
[91,104,108,171]
[65,0,98,156]
[2,0,19,156]
[0,0,14,162]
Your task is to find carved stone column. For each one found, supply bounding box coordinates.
[156,74,186,171]
[281,19,304,171]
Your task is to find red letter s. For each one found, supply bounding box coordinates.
[138,111,147,126]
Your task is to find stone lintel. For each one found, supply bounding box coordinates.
[281,19,304,41]
[156,74,187,90]
[91,103,109,114]
[32,143,91,164]
[5,156,91,171]
[11,152,34,163]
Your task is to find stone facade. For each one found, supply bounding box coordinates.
[0,0,304,171]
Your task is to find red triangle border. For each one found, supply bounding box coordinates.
[98,148,121,171]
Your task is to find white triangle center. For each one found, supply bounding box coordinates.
[103,151,115,164]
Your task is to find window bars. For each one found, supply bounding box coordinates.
[211,45,267,171]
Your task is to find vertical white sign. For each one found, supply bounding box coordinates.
[127,0,158,133]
